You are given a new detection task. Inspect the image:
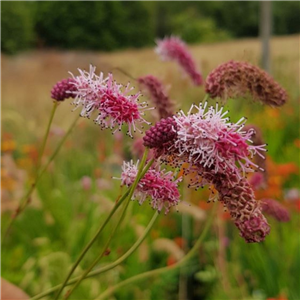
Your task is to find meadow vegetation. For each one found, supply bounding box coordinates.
[1,35,299,300]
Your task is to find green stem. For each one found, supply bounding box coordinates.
[3,108,79,240]
[30,211,159,300]
[36,101,59,173]
[95,203,217,300]
[63,148,151,299]
[54,189,130,300]
[203,94,210,103]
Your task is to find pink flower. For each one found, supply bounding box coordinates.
[144,103,267,179]
[81,176,92,191]
[205,60,287,106]
[155,36,203,86]
[51,78,77,101]
[138,75,174,119]
[249,172,266,190]
[118,160,181,214]
[261,198,290,222]
[70,65,152,137]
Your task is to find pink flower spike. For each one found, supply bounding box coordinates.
[155,36,203,86]
[70,65,152,137]
[261,198,290,222]
[117,160,181,214]
[138,75,174,119]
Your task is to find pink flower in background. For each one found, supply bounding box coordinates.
[118,160,181,214]
[138,75,174,119]
[205,60,287,106]
[51,78,77,101]
[70,66,152,137]
[81,176,92,191]
[155,36,203,86]
[261,198,290,222]
[249,172,266,190]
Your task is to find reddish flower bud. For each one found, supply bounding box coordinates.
[51,78,77,101]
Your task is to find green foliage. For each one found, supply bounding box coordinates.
[1,2,35,54]
[35,1,154,51]
[170,8,231,44]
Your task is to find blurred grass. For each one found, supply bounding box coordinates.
[1,35,300,300]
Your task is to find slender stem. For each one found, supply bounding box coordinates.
[112,67,137,81]
[95,203,217,300]
[36,101,59,173]
[63,148,151,299]
[3,111,79,240]
[54,189,130,300]
[203,94,210,103]
[30,211,159,300]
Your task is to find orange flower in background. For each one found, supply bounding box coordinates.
[294,138,300,149]
[267,295,288,300]
[173,237,185,249]
[1,133,16,153]
[22,144,39,163]
[255,156,298,200]
[167,255,177,266]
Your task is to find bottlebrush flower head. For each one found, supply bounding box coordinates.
[261,198,290,222]
[118,160,181,214]
[205,60,287,106]
[138,75,174,119]
[51,78,77,101]
[70,65,152,137]
[155,36,203,86]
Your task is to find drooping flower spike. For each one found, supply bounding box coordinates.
[117,160,181,214]
[205,60,287,106]
[70,65,152,137]
[261,198,290,222]
[155,36,203,86]
[138,75,174,119]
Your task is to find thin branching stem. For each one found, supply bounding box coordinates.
[63,148,151,299]
[95,203,217,300]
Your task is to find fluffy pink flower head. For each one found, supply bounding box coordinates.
[118,160,181,214]
[155,36,203,86]
[70,65,152,137]
[205,60,287,106]
[261,198,290,222]
[51,78,77,101]
[172,102,266,177]
[138,75,174,119]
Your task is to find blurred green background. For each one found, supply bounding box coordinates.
[1,1,300,54]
